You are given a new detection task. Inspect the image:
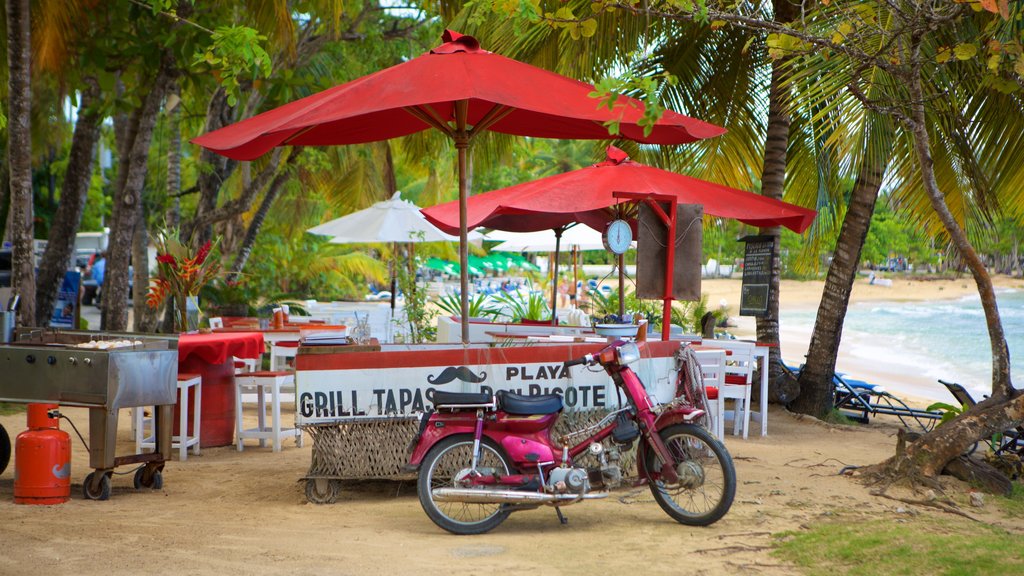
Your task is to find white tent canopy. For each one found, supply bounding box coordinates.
[308,191,479,243]
[490,225,631,252]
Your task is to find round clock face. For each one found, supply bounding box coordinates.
[603,219,632,254]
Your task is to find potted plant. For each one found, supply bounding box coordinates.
[146,228,221,332]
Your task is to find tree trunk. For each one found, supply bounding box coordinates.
[868,39,1019,483]
[194,88,236,246]
[6,0,35,326]
[754,60,790,403]
[166,83,182,229]
[791,131,886,417]
[35,78,102,325]
[101,58,176,330]
[227,152,300,281]
[132,199,158,332]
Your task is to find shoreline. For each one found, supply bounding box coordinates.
[699,274,1024,406]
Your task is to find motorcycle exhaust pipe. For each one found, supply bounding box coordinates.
[432,487,607,505]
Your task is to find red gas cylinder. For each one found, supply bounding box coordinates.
[14,404,71,505]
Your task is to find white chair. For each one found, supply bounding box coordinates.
[235,371,303,452]
[693,349,727,440]
[269,341,299,371]
[709,340,756,439]
[233,357,259,374]
[135,373,202,460]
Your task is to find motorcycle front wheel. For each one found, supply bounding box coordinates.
[645,423,736,526]
[417,435,513,535]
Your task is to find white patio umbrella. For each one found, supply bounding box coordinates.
[307,191,480,313]
[308,191,465,243]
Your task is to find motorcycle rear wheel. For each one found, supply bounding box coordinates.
[645,423,736,526]
[417,435,513,535]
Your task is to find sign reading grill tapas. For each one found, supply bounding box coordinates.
[294,341,680,424]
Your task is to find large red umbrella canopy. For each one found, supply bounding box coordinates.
[193,31,726,343]
[191,32,724,160]
[422,146,817,235]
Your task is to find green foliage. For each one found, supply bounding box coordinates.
[924,401,964,426]
[487,286,550,322]
[395,263,437,344]
[436,292,493,319]
[0,403,26,416]
[861,201,936,269]
[193,26,273,106]
[774,520,1024,575]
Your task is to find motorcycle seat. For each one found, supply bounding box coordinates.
[432,391,493,407]
[497,391,563,415]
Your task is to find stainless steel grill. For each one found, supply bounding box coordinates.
[0,328,179,499]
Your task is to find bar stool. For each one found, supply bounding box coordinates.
[235,371,303,452]
[135,373,202,460]
[269,341,299,371]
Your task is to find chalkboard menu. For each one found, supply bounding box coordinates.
[739,235,774,317]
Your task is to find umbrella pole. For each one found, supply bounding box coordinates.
[618,253,625,319]
[390,242,397,312]
[455,102,470,344]
[550,227,562,326]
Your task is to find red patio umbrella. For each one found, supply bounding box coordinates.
[421,146,817,235]
[192,30,725,343]
[422,146,817,337]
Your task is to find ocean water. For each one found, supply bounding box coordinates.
[780,289,1024,401]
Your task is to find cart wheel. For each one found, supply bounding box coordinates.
[0,424,10,476]
[133,467,164,490]
[305,478,340,504]
[83,472,111,501]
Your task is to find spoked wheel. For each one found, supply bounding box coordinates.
[417,436,513,535]
[305,478,341,505]
[645,423,736,526]
[83,471,112,501]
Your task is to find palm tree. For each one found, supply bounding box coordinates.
[6,0,35,326]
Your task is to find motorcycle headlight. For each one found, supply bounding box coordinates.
[616,342,641,366]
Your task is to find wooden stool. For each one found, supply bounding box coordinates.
[235,371,302,452]
[134,373,202,460]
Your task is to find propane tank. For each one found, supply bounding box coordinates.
[14,404,71,505]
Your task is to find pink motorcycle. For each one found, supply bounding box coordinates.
[407,340,736,534]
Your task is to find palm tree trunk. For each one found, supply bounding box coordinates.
[35,78,102,326]
[6,0,35,326]
[194,88,236,246]
[132,199,159,332]
[227,154,300,281]
[791,139,885,417]
[101,57,176,330]
[166,83,182,229]
[754,61,790,402]
[867,38,1020,483]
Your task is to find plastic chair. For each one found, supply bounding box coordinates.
[235,371,303,452]
[693,349,727,440]
[135,373,201,460]
[269,341,299,371]
[706,341,755,439]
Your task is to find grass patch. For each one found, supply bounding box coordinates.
[774,519,1024,575]
[0,402,25,416]
[823,408,858,426]
[996,482,1024,518]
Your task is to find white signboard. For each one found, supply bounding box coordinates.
[295,341,681,425]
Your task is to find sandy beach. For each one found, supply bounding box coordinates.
[2,275,1021,575]
[699,274,1024,404]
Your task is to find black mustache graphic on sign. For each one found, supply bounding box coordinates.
[427,366,488,385]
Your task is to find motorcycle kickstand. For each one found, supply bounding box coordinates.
[555,507,568,525]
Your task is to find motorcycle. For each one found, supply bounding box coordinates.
[406,339,736,535]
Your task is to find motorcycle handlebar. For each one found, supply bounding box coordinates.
[563,354,592,368]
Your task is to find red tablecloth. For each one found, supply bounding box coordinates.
[178,332,264,365]
[177,332,263,448]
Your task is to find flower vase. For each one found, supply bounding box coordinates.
[176,295,201,332]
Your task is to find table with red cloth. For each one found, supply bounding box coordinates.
[178,332,264,448]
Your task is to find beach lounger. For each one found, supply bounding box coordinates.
[939,380,1024,456]
[779,360,941,432]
